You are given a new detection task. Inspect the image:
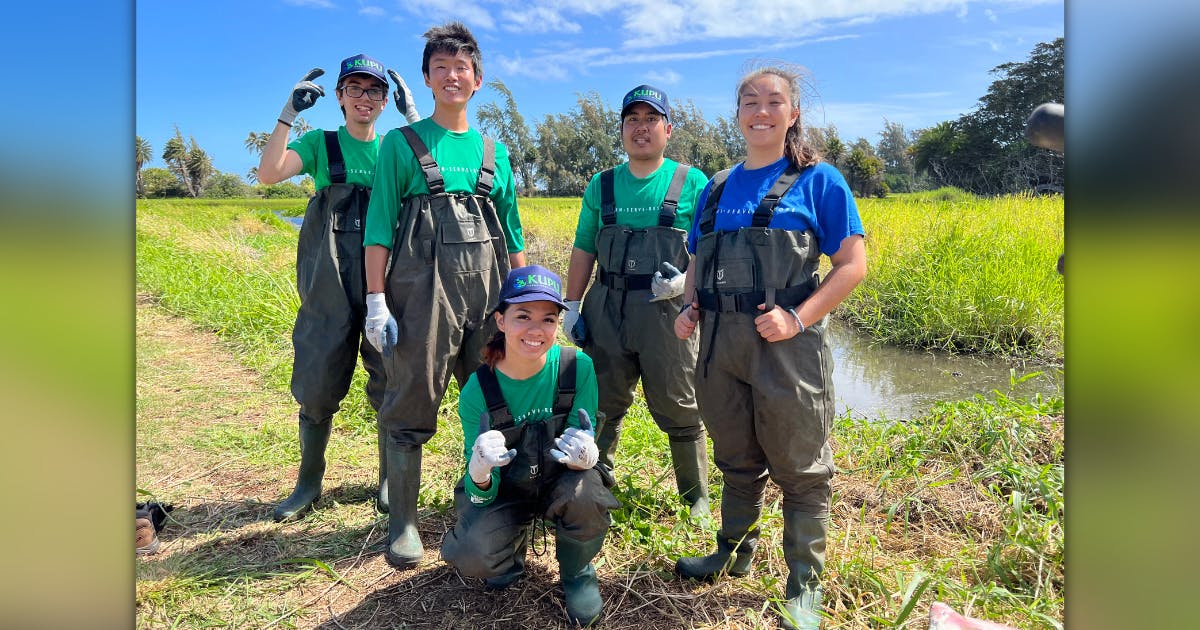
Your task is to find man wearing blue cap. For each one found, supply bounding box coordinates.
[562,84,713,519]
[258,53,420,522]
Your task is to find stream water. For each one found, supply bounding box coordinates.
[276,210,1062,420]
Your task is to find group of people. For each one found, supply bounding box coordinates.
[258,20,865,629]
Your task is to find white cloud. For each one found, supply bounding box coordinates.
[500,7,582,34]
[359,5,386,17]
[398,0,496,30]
[985,9,998,22]
[645,69,683,86]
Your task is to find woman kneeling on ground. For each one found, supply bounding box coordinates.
[441,265,619,627]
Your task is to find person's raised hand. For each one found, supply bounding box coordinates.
[279,68,325,126]
[387,69,420,124]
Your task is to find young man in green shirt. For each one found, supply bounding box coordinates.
[362,22,526,569]
[562,84,713,518]
[258,53,419,523]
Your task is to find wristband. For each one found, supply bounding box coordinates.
[679,303,692,315]
[277,118,293,128]
[786,307,805,334]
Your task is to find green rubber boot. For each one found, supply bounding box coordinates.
[779,512,827,630]
[556,532,605,627]
[376,423,388,513]
[669,436,711,520]
[384,444,424,569]
[675,490,760,580]
[485,529,529,590]
[594,411,623,471]
[273,416,332,522]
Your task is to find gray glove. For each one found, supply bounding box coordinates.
[649,261,685,302]
[279,68,325,126]
[550,409,599,471]
[388,69,420,124]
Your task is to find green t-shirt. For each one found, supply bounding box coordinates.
[363,118,525,253]
[287,126,382,190]
[458,345,598,506]
[572,159,709,254]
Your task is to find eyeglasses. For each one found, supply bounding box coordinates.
[339,85,386,101]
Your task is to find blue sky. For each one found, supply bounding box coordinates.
[136,0,1063,182]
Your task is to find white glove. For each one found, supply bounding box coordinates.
[562,300,587,346]
[550,409,599,470]
[387,69,420,124]
[364,293,395,353]
[470,412,516,485]
[649,262,685,302]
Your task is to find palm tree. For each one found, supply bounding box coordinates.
[244,131,270,155]
[162,126,193,197]
[293,116,313,138]
[247,166,259,185]
[135,135,152,198]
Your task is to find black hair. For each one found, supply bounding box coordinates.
[736,65,820,169]
[421,21,482,82]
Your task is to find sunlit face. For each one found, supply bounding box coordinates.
[336,74,387,125]
[495,301,562,362]
[736,74,799,152]
[423,51,482,107]
[621,102,672,162]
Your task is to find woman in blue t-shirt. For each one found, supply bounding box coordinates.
[672,65,867,630]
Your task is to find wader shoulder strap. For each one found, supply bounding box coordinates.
[554,347,577,416]
[698,168,732,235]
[476,136,496,197]
[599,168,616,226]
[398,126,445,194]
[752,165,802,228]
[474,364,514,429]
[658,163,690,227]
[324,130,346,184]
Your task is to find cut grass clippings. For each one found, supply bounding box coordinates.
[136,198,1063,628]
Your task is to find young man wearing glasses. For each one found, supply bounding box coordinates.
[258,53,419,523]
[562,84,713,520]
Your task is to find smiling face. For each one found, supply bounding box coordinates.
[736,73,800,156]
[423,50,482,108]
[495,301,561,363]
[336,74,387,125]
[621,102,672,164]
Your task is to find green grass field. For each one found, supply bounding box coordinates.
[135,196,1063,628]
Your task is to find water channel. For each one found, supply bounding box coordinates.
[276,211,1062,421]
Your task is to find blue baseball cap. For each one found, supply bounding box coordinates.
[499,265,567,310]
[621,84,670,121]
[338,53,387,85]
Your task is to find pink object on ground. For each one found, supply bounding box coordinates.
[929,602,1018,630]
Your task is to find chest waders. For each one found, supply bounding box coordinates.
[379,126,511,568]
[440,348,618,625]
[581,165,710,518]
[676,165,835,629]
[276,130,389,522]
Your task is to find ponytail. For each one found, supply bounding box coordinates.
[481,330,506,367]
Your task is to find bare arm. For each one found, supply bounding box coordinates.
[366,245,391,294]
[564,247,596,301]
[257,121,304,185]
[508,251,526,269]
[673,255,700,339]
[755,234,867,342]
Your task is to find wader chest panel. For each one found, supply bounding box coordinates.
[593,164,691,292]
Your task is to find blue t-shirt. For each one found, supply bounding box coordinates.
[687,158,863,257]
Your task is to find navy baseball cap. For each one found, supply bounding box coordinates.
[499,265,567,310]
[621,84,670,121]
[338,53,387,85]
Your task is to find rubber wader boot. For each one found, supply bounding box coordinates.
[376,423,388,513]
[669,437,711,520]
[779,512,827,630]
[384,444,424,569]
[675,491,760,580]
[557,532,605,627]
[484,529,530,590]
[273,417,333,522]
[595,413,623,471]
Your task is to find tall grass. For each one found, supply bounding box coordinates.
[846,188,1064,360]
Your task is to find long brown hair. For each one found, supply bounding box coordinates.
[736,65,820,170]
[481,305,508,367]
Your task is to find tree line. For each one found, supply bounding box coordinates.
[136,38,1062,200]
